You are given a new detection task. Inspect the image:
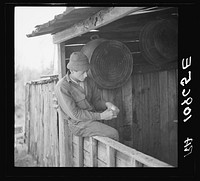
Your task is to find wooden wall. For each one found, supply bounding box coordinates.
[25,77,60,166]
[132,69,178,166]
[98,69,178,166]
[64,45,178,166]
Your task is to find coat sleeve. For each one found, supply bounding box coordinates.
[91,81,107,112]
[55,84,101,122]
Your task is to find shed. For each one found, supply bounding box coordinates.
[25,6,178,167]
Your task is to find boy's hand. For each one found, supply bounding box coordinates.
[100,109,116,120]
[105,102,120,116]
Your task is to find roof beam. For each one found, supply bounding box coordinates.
[53,7,145,44]
[64,31,140,45]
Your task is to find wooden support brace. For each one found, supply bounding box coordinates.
[131,156,136,167]
[89,137,98,167]
[106,145,115,167]
[77,137,84,167]
[57,42,66,79]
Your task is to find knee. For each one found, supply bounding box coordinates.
[109,128,119,141]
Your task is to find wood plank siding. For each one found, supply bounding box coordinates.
[96,69,177,166]
[25,77,60,166]
[133,69,178,166]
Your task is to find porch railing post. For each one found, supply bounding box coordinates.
[90,137,98,167]
[131,156,136,167]
[77,137,84,167]
[106,145,115,167]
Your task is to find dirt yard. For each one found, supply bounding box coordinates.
[14,141,38,167]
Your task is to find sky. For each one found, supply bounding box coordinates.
[15,7,66,71]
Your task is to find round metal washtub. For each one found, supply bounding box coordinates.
[139,19,178,65]
[81,39,133,89]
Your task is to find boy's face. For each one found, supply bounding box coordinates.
[72,70,88,82]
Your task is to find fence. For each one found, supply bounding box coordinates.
[25,76,59,166]
[72,135,172,167]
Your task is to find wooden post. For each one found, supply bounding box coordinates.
[67,125,73,167]
[122,77,133,147]
[131,156,136,167]
[58,109,70,166]
[57,42,66,79]
[90,137,98,167]
[106,145,115,167]
[56,41,74,166]
[24,83,30,152]
[135,160,144,167]
[77,137,84,167]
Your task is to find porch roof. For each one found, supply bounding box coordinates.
[26,7,174,38]
[26,7,110,38]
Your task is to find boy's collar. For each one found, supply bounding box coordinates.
[65,71,80,84]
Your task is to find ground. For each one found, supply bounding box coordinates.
[14,138,38,167]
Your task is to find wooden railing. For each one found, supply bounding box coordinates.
[72,135,173,167]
